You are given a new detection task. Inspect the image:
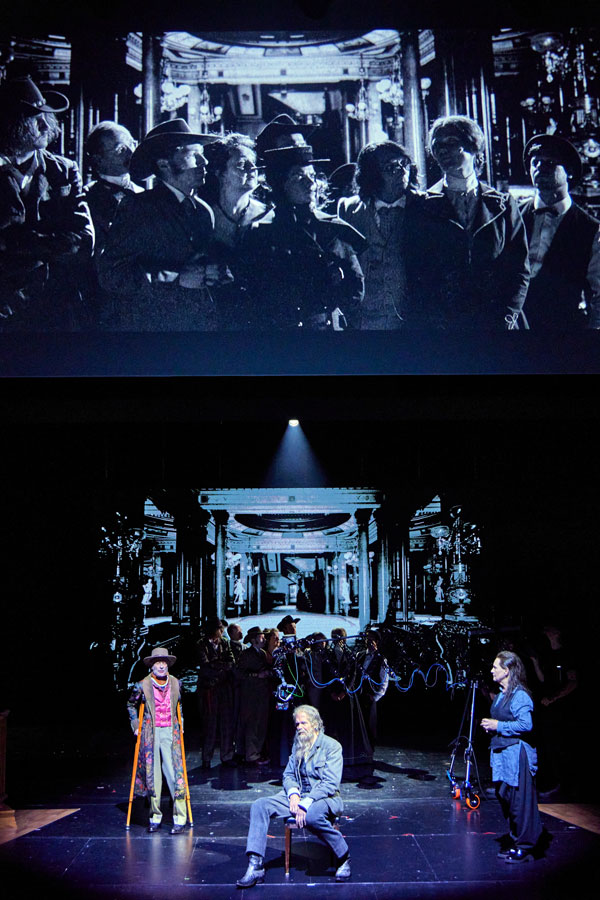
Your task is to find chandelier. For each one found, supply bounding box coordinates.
[346,58,370,122]
[375,54,403,113]
[529,32,569,83]
[197,58,223,130]
[161,64,191,113]
[99,513,144,561]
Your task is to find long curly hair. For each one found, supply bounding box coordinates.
[0,111,60,156]
[355,140,417,201]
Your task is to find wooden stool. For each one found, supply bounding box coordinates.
[284,814,340,877]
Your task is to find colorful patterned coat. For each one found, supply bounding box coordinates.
[127,674,186,799]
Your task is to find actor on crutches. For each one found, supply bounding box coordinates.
[126,647,190,834]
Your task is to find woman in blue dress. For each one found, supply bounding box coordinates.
[481,650,543,863]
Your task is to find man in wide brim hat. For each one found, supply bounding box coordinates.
[98,117,232,331]
[0,74,69,114]
[0,76,94,331]
[523,133,583,186]
[277,614,301,633]
[129,117,218,182]
[244,626,266,644]
[143,646,177,667]
[127,644,188,834]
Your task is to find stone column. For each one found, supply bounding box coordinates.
[385,506,410,624]
[324,556,331,614]
[197,507,213,623]
[142,34,162,136]
[212,511,229,621]
[333,553,341,615]
[355,509,372,630]
[400,30,428,188]
[256,560,262,615]
[374,509,391,623]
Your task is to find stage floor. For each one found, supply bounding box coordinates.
[1,742,597,900]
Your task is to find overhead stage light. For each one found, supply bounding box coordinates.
[288,419,300,427]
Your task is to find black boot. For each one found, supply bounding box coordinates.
[236,853,265,888]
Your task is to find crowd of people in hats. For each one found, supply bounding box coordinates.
[2,73,600,331]
[191,614,389,774]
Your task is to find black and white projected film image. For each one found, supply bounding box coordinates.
[1,25,600,373]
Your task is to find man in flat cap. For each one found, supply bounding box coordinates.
[237,626,273,765]
[520,133,600,329]
[99,118,232,330]
[127,647,189,833]
[0,75,94,329]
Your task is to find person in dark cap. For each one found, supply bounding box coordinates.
[338,140,418,329]
[196,617,236,769]
[237,626,273,765]
[403,115,530,329]
[0,75,94,330]
[98,118,232,330]
[126,647,189,833]
[241,142,366,329]
[520,133,600,329]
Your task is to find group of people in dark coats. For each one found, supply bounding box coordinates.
[2,74,599,332]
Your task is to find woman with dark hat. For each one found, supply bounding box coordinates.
[126,647,188,833]
[0,75,94,330]
[240,137,366,330]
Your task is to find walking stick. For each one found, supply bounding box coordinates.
[177,701,193,826]
[126,701,144,829]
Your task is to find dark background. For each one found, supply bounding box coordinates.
[1,1,598,753]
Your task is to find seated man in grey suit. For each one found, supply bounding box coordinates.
[237,704,350,887]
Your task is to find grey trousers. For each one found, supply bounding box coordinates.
[150,726,187,825]
[246,790,348,861]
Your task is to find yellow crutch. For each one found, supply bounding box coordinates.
[126,701,144,829]
[176,701,193,826]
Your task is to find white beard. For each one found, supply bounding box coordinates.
[294,729,316,764]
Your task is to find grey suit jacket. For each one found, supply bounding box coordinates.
[282,732,344,814]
